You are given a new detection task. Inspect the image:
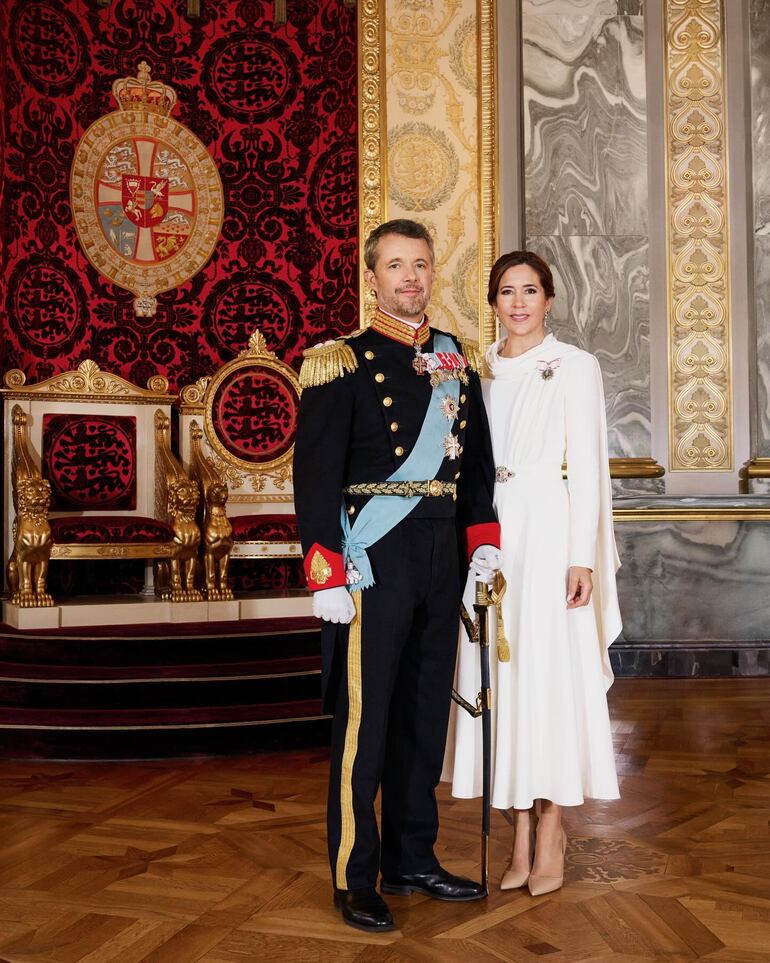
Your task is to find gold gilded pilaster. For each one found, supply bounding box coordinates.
[477,0,498,352]
[358,1,497,347]
[358,0,387,327]
[664,0,732,470]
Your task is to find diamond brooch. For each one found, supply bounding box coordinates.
[536,358,561,381]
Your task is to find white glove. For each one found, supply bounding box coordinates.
[313,586,356,624]
[470,544,503,580]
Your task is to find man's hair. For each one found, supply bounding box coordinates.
[363,219,435,270]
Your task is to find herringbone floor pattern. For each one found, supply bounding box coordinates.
[0,679,768,961]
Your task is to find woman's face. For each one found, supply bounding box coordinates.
[493,264,554,341]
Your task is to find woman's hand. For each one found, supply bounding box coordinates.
[566,566,593,608]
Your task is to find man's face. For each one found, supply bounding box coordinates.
[364,234,435,321]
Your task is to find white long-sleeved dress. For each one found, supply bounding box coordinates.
[444,333,621,809]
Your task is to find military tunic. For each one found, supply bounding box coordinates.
[293,310,499,891]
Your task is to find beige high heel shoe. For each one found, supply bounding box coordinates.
[500,824,536,890]
[527,828,567,896]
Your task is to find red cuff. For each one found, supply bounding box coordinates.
[303,542,347,591]
[466,522,501,561]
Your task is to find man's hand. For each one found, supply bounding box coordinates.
[313,586,357,624]
[566,566,593,608]
[470,544,503,580]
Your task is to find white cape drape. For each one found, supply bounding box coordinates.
[443,334,621,809]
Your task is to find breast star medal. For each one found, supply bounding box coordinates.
[440,395,459,421]
[443,434,463,460]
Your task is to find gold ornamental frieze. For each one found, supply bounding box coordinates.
[70,62,224,317]
[477,0,497,351]
[358,0,388,326]
[664,0,732,470]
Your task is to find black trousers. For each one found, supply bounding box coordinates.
[324,517,461,891]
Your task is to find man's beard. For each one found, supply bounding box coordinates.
[384,289,430,319]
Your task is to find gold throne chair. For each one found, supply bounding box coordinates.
[2,362,202,626]
[177,329,304,613]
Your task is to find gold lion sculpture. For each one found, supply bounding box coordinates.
[7,476,54,608]
[154,409,203,603]
[154,478,203,602]
[6,406,54,608]
[201,479,234,601]
[190,421,233,601]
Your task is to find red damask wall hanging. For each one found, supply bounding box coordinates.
[0,0,358,390]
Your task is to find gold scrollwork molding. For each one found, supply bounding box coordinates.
[741,458,770,479]
[50,543,176,559]
[560,458,665,479]
[664,0,732,471]
[738,458,770,493]
[477,0,497,352]
[613,504,770,523]
[2,361,173,404]
[358,0,388,326]
[608,458,666,479]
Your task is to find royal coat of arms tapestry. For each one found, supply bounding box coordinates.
[70,61,224,317]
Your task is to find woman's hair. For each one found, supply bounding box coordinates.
[487,250,555,305]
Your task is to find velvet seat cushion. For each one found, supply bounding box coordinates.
[50,516,174,544]
[230,513,299,542]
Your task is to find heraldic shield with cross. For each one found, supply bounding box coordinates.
[70,62,224,317]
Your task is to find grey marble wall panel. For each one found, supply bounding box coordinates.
[522,1,650,483]
[615,520,770,642]
[523,14,647,237]
[756,235,770,457]
[523,1,644,15]
[526,235,649,458]
[752,0,770,454]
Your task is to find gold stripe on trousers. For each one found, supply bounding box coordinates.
[335,590,363,889]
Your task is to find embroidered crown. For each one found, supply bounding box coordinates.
[112,62,177,117]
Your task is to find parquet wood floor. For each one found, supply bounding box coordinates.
[0,679,768,962]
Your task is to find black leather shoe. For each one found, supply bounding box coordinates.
[333,887,395,932]
[381,867,486,901]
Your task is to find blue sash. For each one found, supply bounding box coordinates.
[341,332,460,591]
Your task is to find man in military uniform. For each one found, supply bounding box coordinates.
[293,219,501,932]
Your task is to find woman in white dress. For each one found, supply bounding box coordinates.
[445,251,621,896]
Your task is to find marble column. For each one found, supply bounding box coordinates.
[521,1,653,491]
[751,0,770,462]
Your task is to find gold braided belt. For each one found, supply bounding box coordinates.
[343,480,456,498]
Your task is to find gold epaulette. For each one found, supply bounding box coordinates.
[299,339,358,389]
[460,338,488,377]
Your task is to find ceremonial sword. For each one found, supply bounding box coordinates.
[451,572,507,895]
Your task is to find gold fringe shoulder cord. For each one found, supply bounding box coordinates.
[299,340,358,389]
[459,338,488,378]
